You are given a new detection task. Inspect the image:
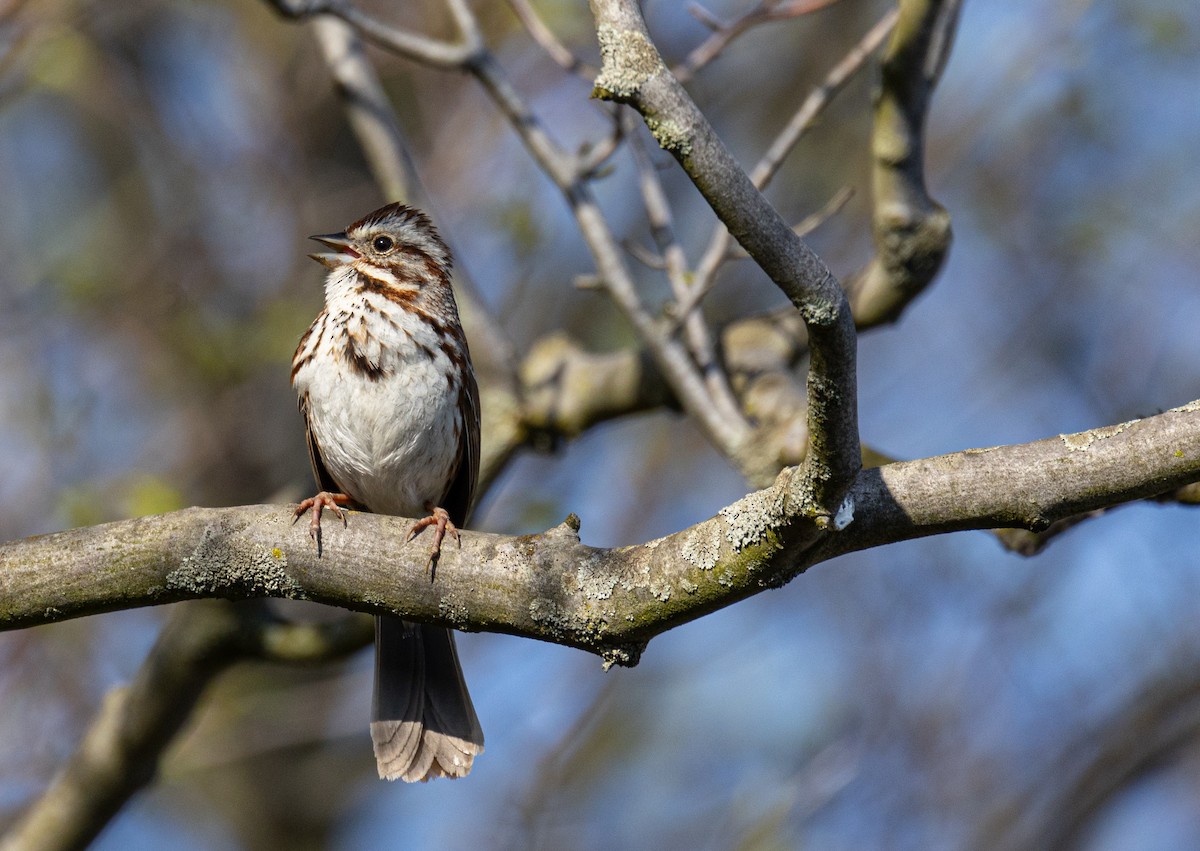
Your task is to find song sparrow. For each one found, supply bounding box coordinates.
[291,202,483,782]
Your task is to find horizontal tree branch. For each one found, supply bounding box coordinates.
[5,401,1199,664]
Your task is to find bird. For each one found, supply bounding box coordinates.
[291,202,483,781]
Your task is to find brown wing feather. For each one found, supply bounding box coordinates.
[439,366,480,527]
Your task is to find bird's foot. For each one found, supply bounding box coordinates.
[293,491,352,553]
[407,503,460,569]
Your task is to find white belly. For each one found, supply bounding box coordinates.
[295,312,460,518]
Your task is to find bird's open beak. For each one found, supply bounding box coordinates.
[307,232,359,269]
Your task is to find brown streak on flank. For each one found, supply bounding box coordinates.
[409,303,458,341]
[438,338,467,373]
[291,351,315,382]
[291,311,326,383]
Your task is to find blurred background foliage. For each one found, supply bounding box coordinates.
[2,0,1200,848]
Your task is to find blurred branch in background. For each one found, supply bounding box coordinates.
[848,0,959,326]
[1,602,371,851]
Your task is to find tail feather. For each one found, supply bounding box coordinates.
[371,616,484,782]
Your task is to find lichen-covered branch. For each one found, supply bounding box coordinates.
[810,399,1200,562]
[6,401,1200,664]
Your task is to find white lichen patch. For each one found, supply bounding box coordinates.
[529,597,565,627]
[645,116,693,157]
[1170,399,1200,413]
[438,597,470,628]
[681,522,722,571]
[643,535,667,550]
[833,494,855,530]
[719,485,787,550]
[167,528,301,598]
[1061,420,1137,452]
[648,579,671,602]
[577,558,619,601]
[680,578,698,594]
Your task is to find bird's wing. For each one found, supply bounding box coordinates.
[440,366,480,526]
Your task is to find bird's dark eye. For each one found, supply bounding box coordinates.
[372,235,395,253]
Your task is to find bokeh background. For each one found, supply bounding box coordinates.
[3,0,1200,848]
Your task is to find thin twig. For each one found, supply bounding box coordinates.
[680,8,896,322]
[674,186,853,322]
[628,125,746,428]
[751,7,899,191]
[265,0,481,67]
[574,105,624,180]
[507,0,598,77]
[676,0,844,83]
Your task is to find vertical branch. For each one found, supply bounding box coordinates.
[589,0,860,516]
[627,126,745,429]
[310,17,415,202]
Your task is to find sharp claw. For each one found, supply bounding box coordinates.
[407,505,459,564]
[294,492,352,556]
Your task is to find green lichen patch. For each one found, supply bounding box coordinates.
[644,115,693,158]
[593,24,663,100]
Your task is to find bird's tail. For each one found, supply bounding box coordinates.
[370,616,484,782]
